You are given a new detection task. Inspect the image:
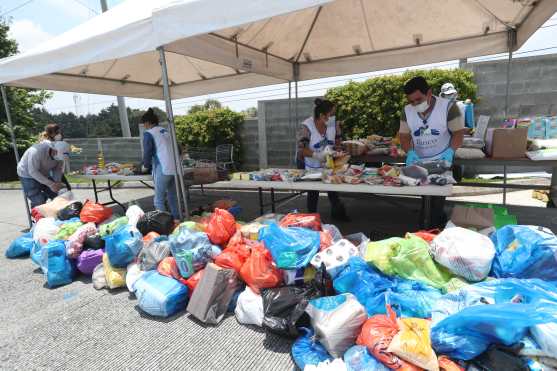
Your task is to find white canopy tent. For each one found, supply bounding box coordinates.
[1,0,556,225]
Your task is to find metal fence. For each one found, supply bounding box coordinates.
[66,137,142,172]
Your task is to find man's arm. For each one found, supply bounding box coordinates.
[450,129,465,150]
[297,125,313,158]
[399,118,412,153]
[335,121,342,148]
[142,131,155,171]
[447,102,466,150]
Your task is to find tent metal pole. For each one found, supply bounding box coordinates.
[288,81,293,166]
[1,85,33,229]
[158,47,189,219]
[294,63,300,132]
[504,29,516,119]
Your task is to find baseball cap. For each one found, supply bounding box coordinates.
[440,82,457,96]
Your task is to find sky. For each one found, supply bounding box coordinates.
[2,0,557,116]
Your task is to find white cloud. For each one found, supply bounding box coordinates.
[8,19,52,52]
[46,0,97,21]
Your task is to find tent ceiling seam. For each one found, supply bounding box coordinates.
[472,0,512,28]
[244,18,273,46]
[102,59,119,78]
[52,72,161,88]
[359,0,374,51]
[295,6,322,63]
[208,32,293,64]
[181,54,207,80]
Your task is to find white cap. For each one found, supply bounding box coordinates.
[440,82,457,96]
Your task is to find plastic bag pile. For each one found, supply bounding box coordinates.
[6,197,557,371]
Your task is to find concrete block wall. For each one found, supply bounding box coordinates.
[239,118,259,170]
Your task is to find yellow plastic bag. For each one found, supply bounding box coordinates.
[387,318,439,371]
[364,238,402,276]
[103,253,126,289]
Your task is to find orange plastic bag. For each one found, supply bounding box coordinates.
[185,269,204,297]
[214,231,252,273]
[356,306,421,371]
[320,230,333,251]
[279,213,322,231]
[439,356,463,371]
[206,208,237,246]
[157,257,188,285]
[412,229,441,243]
[143,231,160,244]
[240,243,283,294]
[80,200,113,224]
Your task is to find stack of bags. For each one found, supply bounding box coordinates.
[455,136,486,159]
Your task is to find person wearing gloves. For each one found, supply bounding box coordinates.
[297,98,349,221]
[439,82,475,130]
[141,108,180,222]
[17,141,65,208]
[38,123,72,190]
[399,76,465,227]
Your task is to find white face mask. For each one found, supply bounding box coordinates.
[414,100,430,114]
[54,134,63,141]
[443,94,456,101]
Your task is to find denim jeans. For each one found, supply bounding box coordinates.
[152,163,179,219]
[20,177,58,208]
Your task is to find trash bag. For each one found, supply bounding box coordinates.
[469,344,529,371]
[531,322,557,357]
[430,227,496,282]
[99,216,129,237]
[126,262,145,292]
[320,230,334,251]
[430,279,557,360]
[76,248,104,275]
[33,217,60,246]
[227,286,244,313]
[490,225,557,280]
[172,221,198,235]
[157,257,188,285]
[438,356,464,371]
[310,239,360,278]
[54,221,83,240]
[344,233,370,256]
[344,345,390,371]
[134,270,189,317]
[260,285,317,338]
[83,233,104,250]
[41,240,75,288]
[305,293,367,357]
[136,210,174,236]
[206,208,237,246]
[385,280,443,319]
[137,237,170,271]
[387,317,438,370]
[235,286,264,326]
[5,232,34,258]
[66,222,97,258]
[314,263,335,297]
[291,327,333,370]
[214,231,253,273]
[57,201,83,221]
[92,263,107,290]
[104,225,143,268]
[305,359,348,370]
[412,229,440,243]
[356,306,421,371]
[125,204,144,228]
[102,253,126,289]
[34,195,73,218]
[31,241,43,268]
[239,243,283,294]
[279,213,322,231]
[259,223,320,270]
[442,277,470,294]
[142,231,160,244]
[185,269,204,297]
[283,266,317,286]
[169,226,221,278]
[80,200,113,224]
[186,263,239,324]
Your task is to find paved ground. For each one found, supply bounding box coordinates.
[1,186,556,370]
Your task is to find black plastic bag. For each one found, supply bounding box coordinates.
[57,201,83,221]
[83,234,105,250]
[314,263,335,297]
[137,211,174,236]
[470,344,528,371]
[261,286,318,338]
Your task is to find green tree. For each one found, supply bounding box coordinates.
[241,106,257,118]
[188,99,223,114]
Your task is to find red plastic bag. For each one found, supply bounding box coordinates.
[240,243,283,294]
[214,231,253,273]
[439,356,464,371]
[279,213,322,231]
[185,269,204,297]
[80,200,113,224]
[206,208,237,246]
[356,306,421,371]
[320,230,333,251]
[142,231,160,244]
[157,257,188,285]
[413,229,441,243]
[31,207,44,222]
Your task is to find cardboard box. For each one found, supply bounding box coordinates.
[451,206,494,230]
[486,128,528,158]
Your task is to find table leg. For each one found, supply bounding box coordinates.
[503,165,507,206]
[107,180,126,212]
[271,188,276,213]
[92,180,99,203]
[258,187,264,216]
[422,195,432,229]
[550,167,557,208]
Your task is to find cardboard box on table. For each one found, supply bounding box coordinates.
[486,128,528,159]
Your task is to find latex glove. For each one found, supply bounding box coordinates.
[439,148,455,165]
[49,182,63,193]
[405,150,420,166]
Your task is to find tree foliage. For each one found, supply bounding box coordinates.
[188,99,223,114]
[325,69,477,139]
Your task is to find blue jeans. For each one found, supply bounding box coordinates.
[152,163,179,219]
[20,177,58,208]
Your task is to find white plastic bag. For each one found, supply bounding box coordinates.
[455,148,486,159]
[126,262,145,292]
[310,239,359,278]
[33,217,60,246]
[531,322,557,357]
[234,286,264,326]
[92,263,107,290]
[430,227,495,282]
[305,293,367,358]
[304,359,347,371]
[126,205,144,228]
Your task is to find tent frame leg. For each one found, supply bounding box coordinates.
[504,29,516,118]
[1,85,32,229]
[158,47,189,220]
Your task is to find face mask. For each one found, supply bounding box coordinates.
[443,94,456,101]
[414,100,429,113]
[54,134,63,141]
[52,141,69,161]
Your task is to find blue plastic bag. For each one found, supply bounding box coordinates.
[133,270,189,317]
[291,327,332,370]
[31,241,43,268]
[344,345,390,371]
[431,279,557,360]
[5,232,34,258]
[258,223,320,269]
[169,226,221,278]
[104,226,143,268]
[491,225,557,280]
[41,240,75,288]
[386,280,443,319]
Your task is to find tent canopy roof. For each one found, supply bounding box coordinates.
[1,0,555,99]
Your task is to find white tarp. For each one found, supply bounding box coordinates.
[0,0,556,99]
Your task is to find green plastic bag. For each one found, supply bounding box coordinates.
[364,238,401,276]
[171,221,197,235]
[442,277,470,293]
[99,216,129,237]
[54,221,83,240]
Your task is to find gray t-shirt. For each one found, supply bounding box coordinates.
[17,142,63,187]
